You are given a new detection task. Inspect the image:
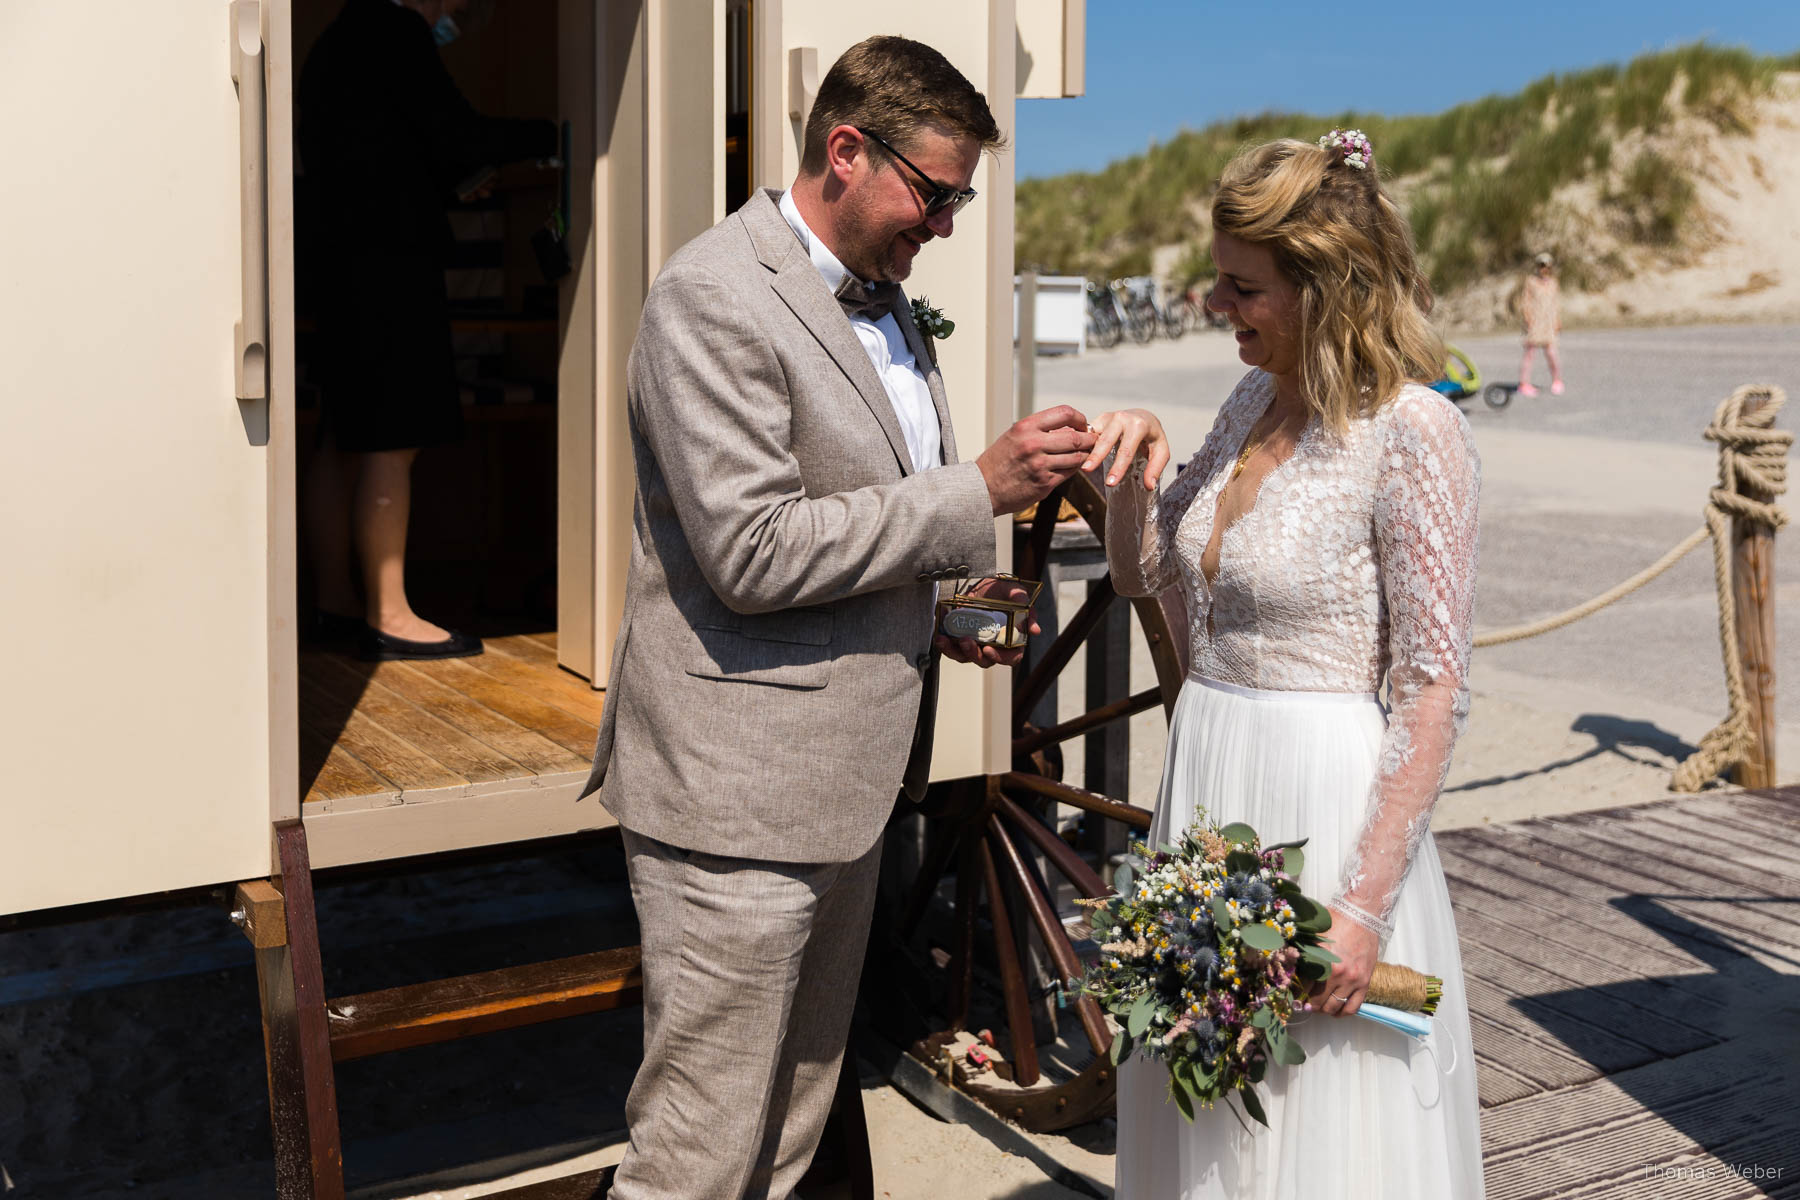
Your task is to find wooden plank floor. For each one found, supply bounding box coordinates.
[1445,787,1800,1199]
[300,632,600,808]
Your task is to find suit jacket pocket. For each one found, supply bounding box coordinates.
[688,609,834,689]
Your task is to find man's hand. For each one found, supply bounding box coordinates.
[977,406,1098,516]
[934,577,1040,669]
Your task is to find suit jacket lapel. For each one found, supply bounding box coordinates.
[745,190,917,476]
[894,293,957,465]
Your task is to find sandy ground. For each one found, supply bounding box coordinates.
[375,1084,1096,1200]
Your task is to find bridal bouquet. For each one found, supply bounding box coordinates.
[1075,811,1440,1125]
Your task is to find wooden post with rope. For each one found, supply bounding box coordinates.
[1732,389,1779,787]
[1468,385,1788,792]
[1670,385,1790,792]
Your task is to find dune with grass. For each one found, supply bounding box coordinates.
[1017,43,1800,331]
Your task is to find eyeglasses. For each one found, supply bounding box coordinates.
[855,127,978,218]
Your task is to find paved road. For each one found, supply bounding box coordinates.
[1450,324,1800,447]
[1032,323,1800,822]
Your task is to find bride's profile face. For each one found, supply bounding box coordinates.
[1209,232,1302,382]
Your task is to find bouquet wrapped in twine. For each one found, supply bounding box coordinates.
[1075,811,1442,1125]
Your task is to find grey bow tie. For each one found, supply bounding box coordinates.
[835,275,900,321]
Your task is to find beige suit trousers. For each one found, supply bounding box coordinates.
[608,827,883,1199]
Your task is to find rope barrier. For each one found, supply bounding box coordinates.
[1471,526,1709,648]
[1468,384,1789,791]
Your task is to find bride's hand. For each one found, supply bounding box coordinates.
[1082,409,1171,489]
[1310,910,1381,1017]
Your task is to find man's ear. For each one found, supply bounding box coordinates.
[823,124,867,187]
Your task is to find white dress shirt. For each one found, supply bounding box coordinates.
[778,189,942,474]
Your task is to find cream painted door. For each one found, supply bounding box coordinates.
[558,1,1015,784]
[761,0,1019,782]
[0,0,296,914]
[558,0,724,684]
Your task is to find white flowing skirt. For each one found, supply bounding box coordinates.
[1115,675,1485,1200]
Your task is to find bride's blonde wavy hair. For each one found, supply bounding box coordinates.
[1211,139,1443,431]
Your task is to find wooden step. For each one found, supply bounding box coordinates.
[327,946,643,1062]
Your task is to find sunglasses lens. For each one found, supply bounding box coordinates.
[929,190,975,218]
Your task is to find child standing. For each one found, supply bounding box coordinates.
[1519,251,1564,396]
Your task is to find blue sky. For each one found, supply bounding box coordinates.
[1017,1,1800,179]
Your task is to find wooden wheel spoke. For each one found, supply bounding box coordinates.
[947,835,980,1029]
[1015,480,1069,583]
[978,837,1041,1086]
[1012,577,1117,721]
[996,794,1109,899]
[898,826,963,939]
[1001,771,1153,832]
[1013,685,1164,759]
[987,816,1112,1055]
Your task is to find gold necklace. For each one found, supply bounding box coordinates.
[1229,436,1260,481]
[1230,404,1301,481]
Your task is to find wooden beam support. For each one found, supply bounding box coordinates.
[233,879,287,949]
[328,947,643,1062]
[260,820,346,1200]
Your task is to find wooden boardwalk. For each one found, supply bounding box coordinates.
[1441,787,1800,1199]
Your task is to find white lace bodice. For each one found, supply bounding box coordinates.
[1106,370,1481,937]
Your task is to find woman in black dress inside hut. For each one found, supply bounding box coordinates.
[298,0,554,660]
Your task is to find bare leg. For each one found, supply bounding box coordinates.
[353,448,451,642]
[1545,345,1563,385]
[303,442,360,617]
[1519,345,1537,386]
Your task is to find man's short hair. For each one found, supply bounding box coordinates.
[800,35,1005,174]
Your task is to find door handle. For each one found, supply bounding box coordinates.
[231,0,267,403]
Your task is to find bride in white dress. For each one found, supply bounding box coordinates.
[1083,133,1485,1198]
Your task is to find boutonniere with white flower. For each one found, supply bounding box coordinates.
[910,297,954,365]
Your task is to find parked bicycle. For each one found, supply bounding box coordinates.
[1086,279,1124,349]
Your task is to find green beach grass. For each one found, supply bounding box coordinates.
[1016,42,1798,294]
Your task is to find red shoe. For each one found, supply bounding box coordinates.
[1518,382,1540,397]
[1550,380,1565,395]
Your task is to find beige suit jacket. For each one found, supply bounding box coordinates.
[579,189,998,863]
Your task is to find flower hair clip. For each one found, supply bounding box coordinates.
[1318,128,1373,170]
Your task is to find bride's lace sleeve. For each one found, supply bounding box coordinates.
[1104,375,1260,596]
[1329,390,1481,938]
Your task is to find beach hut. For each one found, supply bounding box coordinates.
[3,0,1089,907]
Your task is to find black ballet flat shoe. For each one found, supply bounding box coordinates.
[308,608,369,646]
[359,627,485,662]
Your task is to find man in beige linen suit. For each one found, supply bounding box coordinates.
[578,36,1096,1199]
